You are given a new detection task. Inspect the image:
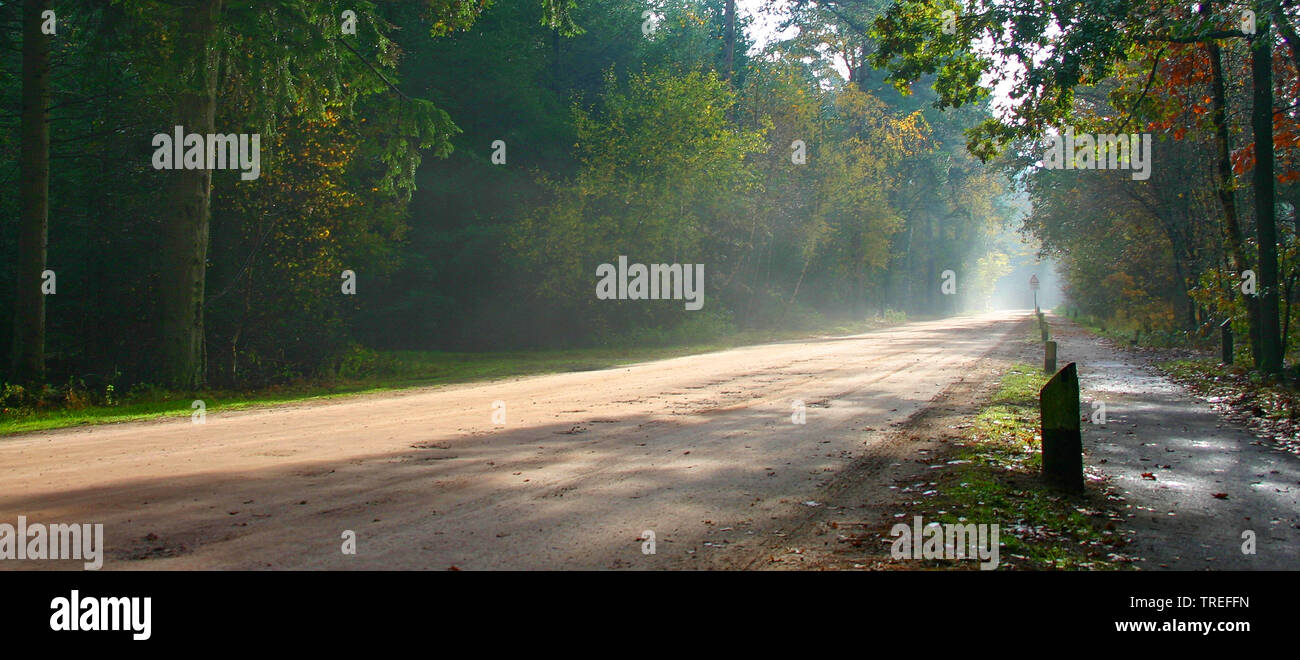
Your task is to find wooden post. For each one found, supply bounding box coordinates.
[1044,340,1057,374]
[1039,362,1083,491]
[1221,319,1233,365]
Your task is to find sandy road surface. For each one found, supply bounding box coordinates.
[0,311,1026,570]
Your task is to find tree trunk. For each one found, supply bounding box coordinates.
[1252,13,1284,376]
[925,214,936,315]
[12,0,52,385]
[722,0,736,80]
[1206,40,1263,363]
[158,0,223,388]
[1283,271,1296,355]
[550,28,561,91]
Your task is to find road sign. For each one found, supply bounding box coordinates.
[1029,274,1040,290]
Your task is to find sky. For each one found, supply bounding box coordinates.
[739,0,797,52]
[738,0,855,79]
[736,0,1018,116]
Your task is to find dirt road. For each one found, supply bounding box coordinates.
[0,311,1028,570]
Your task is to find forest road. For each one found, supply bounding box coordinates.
[0,310,1029,569]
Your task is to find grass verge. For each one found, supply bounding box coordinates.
[903,363,1138,569]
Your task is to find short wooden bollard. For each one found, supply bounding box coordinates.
[1221,319,1233,365]
[1039,362,1083,492]
[1044,340,1057,374]
[1040,322,1049,342]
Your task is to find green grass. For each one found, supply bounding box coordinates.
[0,316,909,437]
[921,363,1137,570]
[991,363,1049,405]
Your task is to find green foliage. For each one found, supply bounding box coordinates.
[207,112,409,385]
[510,67,766,336]
[871,0,1149,158]
[1,0,1018,393]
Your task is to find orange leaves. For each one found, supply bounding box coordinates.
[1161,47,1210,88]
[1230,138,1300,183]
[1232,144,1255,176]
[1274,127,1300,150]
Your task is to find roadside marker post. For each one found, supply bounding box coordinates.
[1044,340,1057,374]
[1039,362,1083,492]
[1221,319,1233,365]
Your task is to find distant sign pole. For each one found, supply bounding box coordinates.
[1029,274,1040,313]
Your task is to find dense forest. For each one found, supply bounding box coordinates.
[1039,3,1300,378]
[893,0,1300,377]
[0,0,1019,397]
[11,0,1300,407]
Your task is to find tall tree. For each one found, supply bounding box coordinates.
[722,0,736,79]
[140,0,472,387]
[1205,32,1260,359]
[1252,8,1284,375]
[12,0,51,384]
[156,0,222,388]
